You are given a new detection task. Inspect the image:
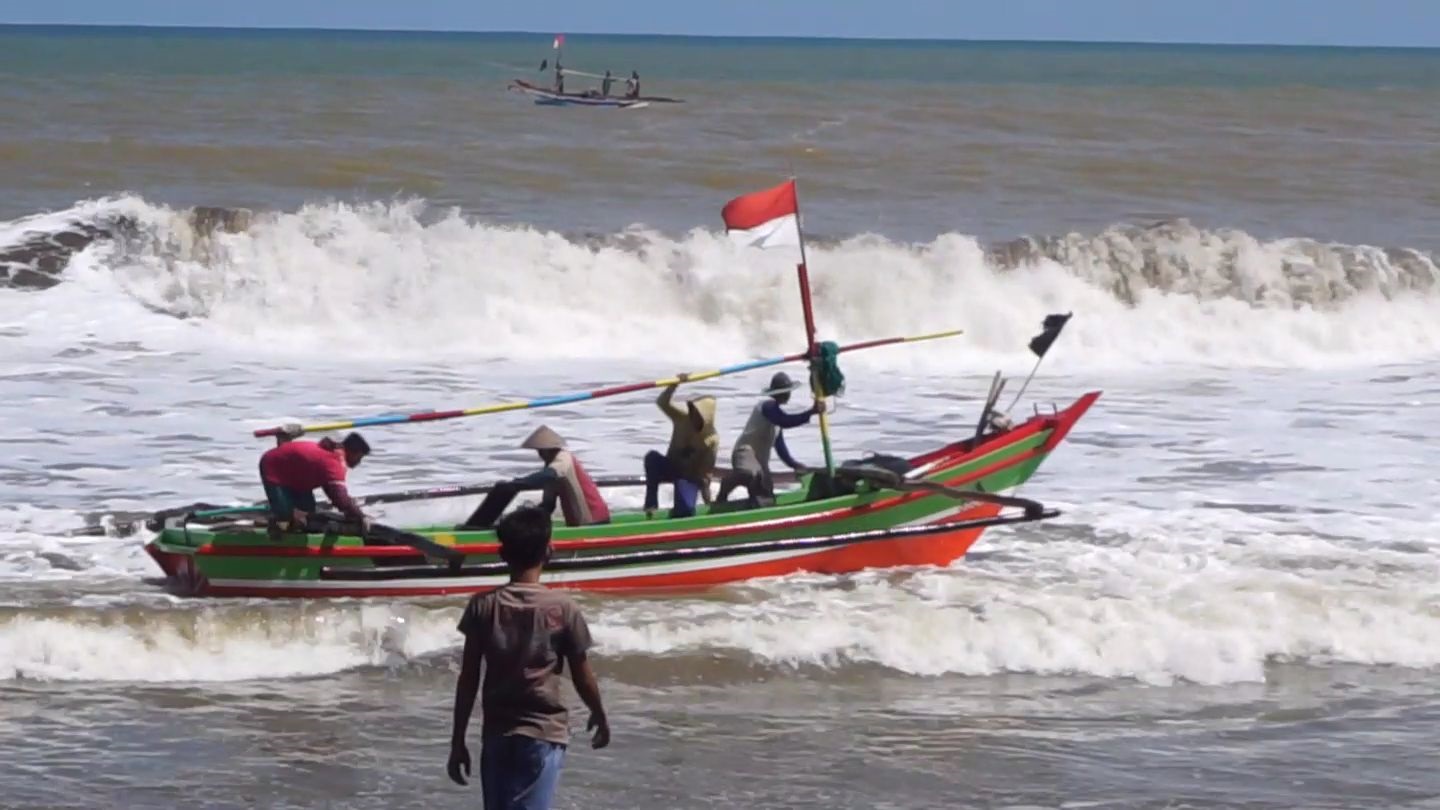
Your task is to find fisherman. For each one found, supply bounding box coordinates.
[642,384,718,519]
[624,70,639,99]
[258,432,371,532]
[601,69,614,97]
[460,426,610,529]
[716,372,819,507]
[554,62,565,93]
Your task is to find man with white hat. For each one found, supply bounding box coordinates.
[460,425,610,529]
[716,371,820,508]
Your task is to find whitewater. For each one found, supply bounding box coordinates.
[2,195,1437,693]
[5,28,1440,809]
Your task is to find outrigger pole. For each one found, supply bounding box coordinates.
[251,328,964,439]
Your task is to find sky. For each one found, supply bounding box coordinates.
[4,0,1439,48]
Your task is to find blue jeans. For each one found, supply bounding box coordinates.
[481,735,566,810]
[643,450,699,518]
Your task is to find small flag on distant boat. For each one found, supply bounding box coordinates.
[722,179,801,250]
[1028,312,1073,358]
[553,34,565,49]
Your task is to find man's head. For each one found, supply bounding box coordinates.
[341,432,371,468]
[496,506,553,571]
[520,425,566,465]
[764,371,800,405]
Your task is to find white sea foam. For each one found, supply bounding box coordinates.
[3,197,1438,371]
[3,510,1436,684]
[0,603,459,682]
[2,198,1438,687]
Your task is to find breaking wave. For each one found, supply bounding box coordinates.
[2,196,1439,369]
[4,513,1437,686]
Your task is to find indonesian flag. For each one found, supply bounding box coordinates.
[722,179,801,250]
[553,34,565,49]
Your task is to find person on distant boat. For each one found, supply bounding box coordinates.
[625,71,640,99]
[460,426,610,529]
[716,372,819,508]
[258,432,371,532]
[554,63,565,93]
[642,384,719,519]
[601,69,614,97]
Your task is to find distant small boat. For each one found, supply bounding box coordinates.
[508,79,683,109]
[511,34,685,109]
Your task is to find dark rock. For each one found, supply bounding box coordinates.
[0,205,254,291]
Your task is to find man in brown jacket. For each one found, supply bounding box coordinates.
[642,384,718,519]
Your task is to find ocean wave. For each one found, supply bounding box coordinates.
[2,196,1439,369]
[4,536,1437,685]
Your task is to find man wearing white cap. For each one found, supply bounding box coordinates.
[716,371,820,508]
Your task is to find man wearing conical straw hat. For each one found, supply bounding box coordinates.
[461,426,610,529]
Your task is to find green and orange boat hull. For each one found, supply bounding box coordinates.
[145,392,1099,598]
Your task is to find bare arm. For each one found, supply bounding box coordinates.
[447,633,484,784]
[321,481,366,524]
[451,634,483,745]
[567,652,610,749]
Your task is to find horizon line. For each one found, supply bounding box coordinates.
[2,21,1438,51]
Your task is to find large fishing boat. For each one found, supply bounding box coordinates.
[143,390,1095,598]
[138,179,1097,599]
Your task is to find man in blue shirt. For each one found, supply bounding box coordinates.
[716,371,819,508]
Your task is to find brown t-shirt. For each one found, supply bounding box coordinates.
[457,583,593,745]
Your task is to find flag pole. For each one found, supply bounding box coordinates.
[789,176,836,476]
[1006,312,1073,414]
[1004,355,1044,414]
[554,34,564,89]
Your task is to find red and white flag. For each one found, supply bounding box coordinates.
[553,34,565,49]
[721,179,801,250]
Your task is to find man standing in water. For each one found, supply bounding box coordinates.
[448,506,611,809]
[624,70,639,99]
[601,69,614,97]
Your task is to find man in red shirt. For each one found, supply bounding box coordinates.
[258,432,371,532]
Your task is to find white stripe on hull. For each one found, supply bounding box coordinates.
[203,520,977,593]
[207,545,825,592]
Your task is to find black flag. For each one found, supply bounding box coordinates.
[1028,312,1072,358]
[539,59,548,72]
